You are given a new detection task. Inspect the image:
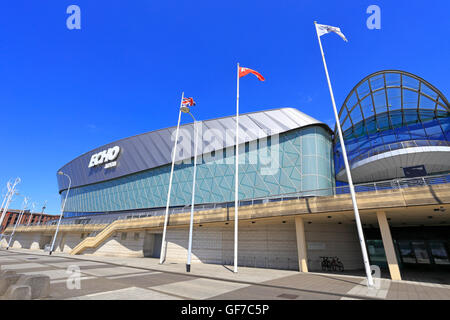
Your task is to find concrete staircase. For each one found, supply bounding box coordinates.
[70,214,168,255]
[70,219,124,255]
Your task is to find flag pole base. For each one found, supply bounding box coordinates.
[186,264,191,272]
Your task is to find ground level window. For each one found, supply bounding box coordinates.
[121,232,127,240]
[398,241,416,264]
[134,232,140,240]
[429,241,450,265]
[411,241,431,264]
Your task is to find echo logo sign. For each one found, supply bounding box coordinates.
[88,146,121,169]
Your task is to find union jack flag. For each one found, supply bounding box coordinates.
[182,97,196,107]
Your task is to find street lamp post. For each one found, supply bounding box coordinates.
[38,201,47,226]
[0,178,21,231]
[181,106,200,273]
[1,183,11,211]
[0,186,10,240]
[49,171,71,255]
[7,196,29,250]
[27,202,36,226]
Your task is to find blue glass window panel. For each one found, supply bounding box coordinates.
[423,119,445,139]
[437,98,447,112]
[419,95,437,110]
[389,110,403,128]
[357,80,371,98]
[402,75,419,90]
[346,93,358,112]
[376,113,390,131]
[368,132,383,148]
[438,117,450,136]
[361,96,374,118]
[407,123,427,139]
[342,116,352,132]
[353,122,366,138]
[404,109,420,124]
[419,109,435,122]
[369,74,385,91]
[373,89,387,110]
[403,89,419,108]
[380,131,397,144]
[420,84,438,101]
[349,104,363,125]
[365,118,378,135]
[385,73,401,87]
[387,88,402,109]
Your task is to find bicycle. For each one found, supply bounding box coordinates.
[320,256,344,272]
[320,256,331,271]
[330,256,344,272]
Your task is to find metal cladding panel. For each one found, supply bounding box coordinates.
[57,108,326,192]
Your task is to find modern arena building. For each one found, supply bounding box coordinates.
[2,70,450,281]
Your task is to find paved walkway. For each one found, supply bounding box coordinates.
[1,248,449,300]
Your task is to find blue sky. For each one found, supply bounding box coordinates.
[1,1,449,215]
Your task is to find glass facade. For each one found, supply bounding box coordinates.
[335,70,450,176]
[62,126,334,216]
[365,226,450,270]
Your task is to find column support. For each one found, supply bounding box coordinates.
[376,211,402,281]
[295,216,308,272]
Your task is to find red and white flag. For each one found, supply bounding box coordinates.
[238,67,265,81]
[182,97,196,106]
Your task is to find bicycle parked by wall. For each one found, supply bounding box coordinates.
[320,256,344,272]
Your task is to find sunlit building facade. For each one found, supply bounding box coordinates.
[3,70,449,280]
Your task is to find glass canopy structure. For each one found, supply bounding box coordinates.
[335,70,450,182]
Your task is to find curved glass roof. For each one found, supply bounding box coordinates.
[337,70,450,140]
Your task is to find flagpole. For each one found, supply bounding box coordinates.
[160,92,184,264]
[234,63,240,273]
[186,117,199,272]
[314,21,374,287]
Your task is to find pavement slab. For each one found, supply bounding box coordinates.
[150,278,250,300]
[22,269,75,280]
[1,263,48,270]
[116,272,194,288]
[2,248,450,300]
[80,266,149,277]
[69,287,182,300]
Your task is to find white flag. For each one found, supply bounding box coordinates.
[316,23,348,42]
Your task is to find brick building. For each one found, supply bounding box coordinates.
[0,209,57,233]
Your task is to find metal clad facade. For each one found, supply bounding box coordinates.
[57,108,326,192]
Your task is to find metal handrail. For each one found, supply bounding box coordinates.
[337,139,450,173]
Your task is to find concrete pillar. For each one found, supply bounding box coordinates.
[295,216,308,272]
[376,211,402,280]
[58,233,66,252]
